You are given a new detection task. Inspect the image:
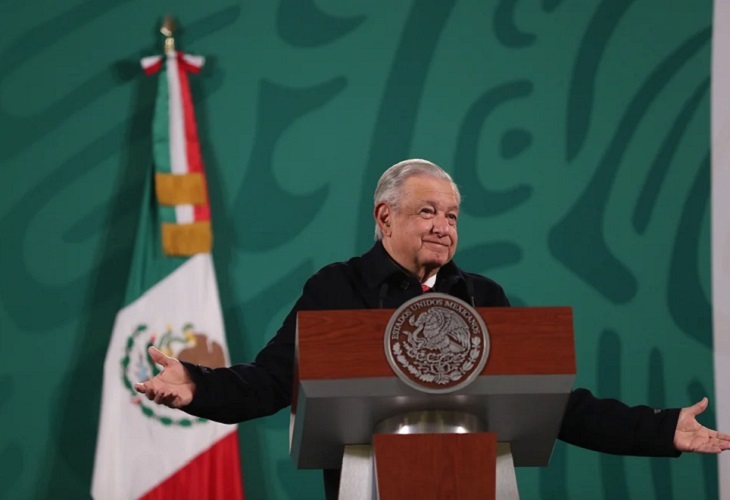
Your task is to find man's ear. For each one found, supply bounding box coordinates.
[374,202,392,237]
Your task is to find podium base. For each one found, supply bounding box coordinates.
[338,441,519,500]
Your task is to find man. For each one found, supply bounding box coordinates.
[136,159,730,497]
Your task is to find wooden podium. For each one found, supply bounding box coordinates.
[290,307,575,499]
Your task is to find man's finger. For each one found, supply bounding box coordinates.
[154,389,176,404]
[716,431,730,441]
[159,394,177,408]
[148,346,169,367]
[688,397,709,416]
[134,382,147,394]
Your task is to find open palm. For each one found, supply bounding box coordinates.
[134,346,196,408]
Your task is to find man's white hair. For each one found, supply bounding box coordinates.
[373,158,461,240]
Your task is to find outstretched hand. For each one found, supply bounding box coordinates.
[673,397,730,453]
[134,346,196,408]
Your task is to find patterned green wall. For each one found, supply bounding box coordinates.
[0,0,716,498]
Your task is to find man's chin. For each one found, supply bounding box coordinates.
[421,253,452,269]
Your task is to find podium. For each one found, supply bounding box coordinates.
[290,306,575,499]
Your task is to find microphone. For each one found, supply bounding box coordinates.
[378,282,389,308]
[458,269,476,308]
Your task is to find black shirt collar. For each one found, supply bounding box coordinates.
[359,240,465,291]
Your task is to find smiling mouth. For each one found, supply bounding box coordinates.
[424,240,448,247]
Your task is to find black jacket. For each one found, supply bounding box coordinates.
[182,242,680,494]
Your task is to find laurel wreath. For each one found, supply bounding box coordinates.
[393,338,481,385]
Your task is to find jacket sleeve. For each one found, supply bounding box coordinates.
[179,273,328,424]
[558,388,681,457]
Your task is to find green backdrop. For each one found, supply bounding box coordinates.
[0,1,716,498]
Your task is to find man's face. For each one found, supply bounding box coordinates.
[377,175,459,280]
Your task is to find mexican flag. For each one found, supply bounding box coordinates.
[91,50,243,499]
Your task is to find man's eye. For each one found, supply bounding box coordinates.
[420,208,435,216]
[447,214,458,222]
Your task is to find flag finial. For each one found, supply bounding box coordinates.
[161,15,176,54]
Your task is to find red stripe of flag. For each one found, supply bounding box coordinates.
[139,432,244,500]
[177,53,210,222]
[143,58,164,75]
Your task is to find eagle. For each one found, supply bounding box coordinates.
[408,307,470,354]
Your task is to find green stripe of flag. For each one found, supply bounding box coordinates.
[152,64,172,174]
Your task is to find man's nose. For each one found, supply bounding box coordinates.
[432,214,451,235]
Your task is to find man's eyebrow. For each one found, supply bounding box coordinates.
[413,199,437,206]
